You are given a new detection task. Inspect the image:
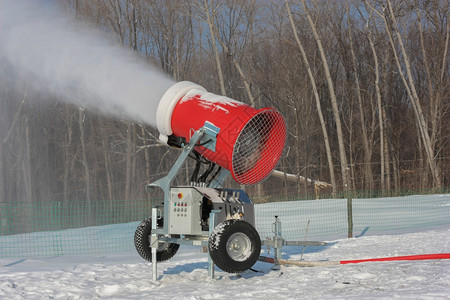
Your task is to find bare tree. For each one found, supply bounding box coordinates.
[195,0,227,95]
[78,108,92,222]
[62,105,75,205]
[125,122,133,201]
[99,119,115,206]
[139,1,195,80]
[285,0,337,195]
[346,3,375,192]
[366,0,444,188]
[298,0,350,193]
[297,0,352,236]
[210,0,257,106]
[0,92,27,205]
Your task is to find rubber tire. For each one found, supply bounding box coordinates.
[134,218,180,262]
[208,219,261,273]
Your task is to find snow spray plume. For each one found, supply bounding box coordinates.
[0,0,174,126]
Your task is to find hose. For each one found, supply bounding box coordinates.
[258,253,450,267]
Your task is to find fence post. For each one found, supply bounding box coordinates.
[346,167,353,238]
[51,201,63,255]
[347,197,353,238]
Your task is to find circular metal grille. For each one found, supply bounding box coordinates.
[232,109,286,185]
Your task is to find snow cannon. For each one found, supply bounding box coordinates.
[135,81,287,280]
[156,81,286,185]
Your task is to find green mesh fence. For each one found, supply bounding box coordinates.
[1,193,449,258]
[0,198,158,257]
[255,194,450,241]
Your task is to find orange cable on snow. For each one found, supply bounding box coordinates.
[339,253,450,264]
[259,253,450,267]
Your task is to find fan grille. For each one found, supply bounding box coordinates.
[232,109,286,185]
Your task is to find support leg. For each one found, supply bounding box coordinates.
[151,208,158,281]
[208,210,221,279]
[272,216,283,270]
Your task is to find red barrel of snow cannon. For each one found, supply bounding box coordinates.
[156,81,286,185]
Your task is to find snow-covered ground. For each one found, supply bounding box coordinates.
[1,194,449,299]
[1,225,449,299]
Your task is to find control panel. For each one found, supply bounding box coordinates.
[167,186,255,235]
[168,187,203,235]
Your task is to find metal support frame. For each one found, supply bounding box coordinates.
[147,129,204,236]
[151,207,158,281]
[147,126,325,280]
[147,125,229,234]
[148,126,229,281]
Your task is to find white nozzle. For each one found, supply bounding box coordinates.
[156,81,206,143]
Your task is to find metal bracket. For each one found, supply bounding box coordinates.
[261,216,327,267]
[200,121,220,152]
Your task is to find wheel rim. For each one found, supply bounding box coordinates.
[226,232,252,262]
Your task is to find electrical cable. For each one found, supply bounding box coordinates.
[206,166,222,186]
[198,162,215,183]
[195,139,212,147]
[190,151,201,183]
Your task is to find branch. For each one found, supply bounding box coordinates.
[271,170,332,189]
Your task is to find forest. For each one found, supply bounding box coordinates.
[0,0,448,210]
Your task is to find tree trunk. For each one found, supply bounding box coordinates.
[383,106,391,192]
[0,92,26,205]
[367,0,442,188]
[108,0,125,45]
[78,109,91,223]
[366,16,386,191]
[131,124,137,199]
[23,116,33,203]
[125,122,133,201]
[141,126,151,202]
[100,120,114,206]
[299,0,351,237]
[63,106,73,205]
[294,107,302,195]
[127,0,138,52]
[392,151,400,191]
[299,0,350,192]
[202,0,226,95]
[387,0,442,188]
[347,5,374,191]
[285,0,337,195]
[213,26,255,106]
